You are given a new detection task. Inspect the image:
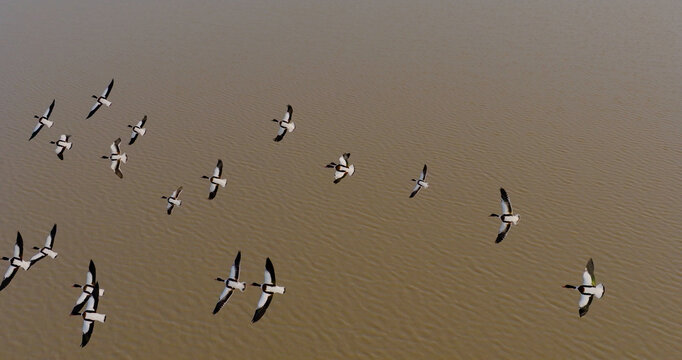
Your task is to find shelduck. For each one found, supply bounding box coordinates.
[101,138,127,179]
[0,232,31,292]
[161,186,183,215]
[80,282,106,347]
[325,153,355,184]
[489,188,520,243]
[563,258,605,317]
[212,251,246,314]
[29,99,56,141]
[28,224,58,268]
[272,105,294,142]
[127,115,147,145]
[86,79,114,119]
[50,134,72,160]
[71,260,105,315]
[250,257,286,323]
[409,164,429,198]
[201,159,227,200]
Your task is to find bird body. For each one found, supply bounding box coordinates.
[563,258,606,317]
[251,257,285,323]
[1,233,31,292]
[71,260,105,316]
[86,79,114,119]
[162,186,183,214]
[50,134,72,160]
[102,138,127,178]
[326,153,355,183]
[273,105,294,142]
[490,188,520,243]
[202,160,227,199]
[410,164,429,198]
[29,99,55,140]
[213,251,246,314]
[80,282,106,347]
[128,115,147,145]
[28,224,58,268]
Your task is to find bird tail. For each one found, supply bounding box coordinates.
[214,178,227,187]
[284,122,295,132]
[347,164,355,176]
[88,313,106,323]
[595,283,605,298]
[100,99,112,107]
[19,260,31,270]
[121,153,128,164]
[43,119,54,128]
[137,128,146,136]
[421,182,429,188]
[64,142,73,150]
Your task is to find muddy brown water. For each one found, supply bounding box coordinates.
[0,1,680,358]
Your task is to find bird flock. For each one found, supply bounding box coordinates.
[5,77,607,349]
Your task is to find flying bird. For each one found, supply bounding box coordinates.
[489,188,520,243]
[250,257,286,323]
[563,258,606,317]
[86,79,114,119]
[71,260,105,316]
[28,224,58,268]
[80,282,106,347]
[325,153,355,184]
[29,99,56,140]
[213,251,246,314]
[201,159,227,200]
[127,115,147,145]
[1,232,31,292]
[272,105,294,142]
[161,186,183,215]
[50,134,72,160]
[409,164,429,198]
[101,138,128,179]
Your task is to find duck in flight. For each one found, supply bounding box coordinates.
[1,232,31,292]
[325,153,355,184]
[127,115,147,145]
[490,188,520,243]
[161,186,183,215]
[201,159,227,200]
[410,164,429,198]
[50,134,72,160]
[86,79,114,119]
[29,99,55,141]
[101,138,127,179]
[28,224,58,269]
[71,260,105,315]
[251,257,286,323]
[80,282,106,347]
[272,105,294,142]
[563,258,605,317]
[213,251,246,315]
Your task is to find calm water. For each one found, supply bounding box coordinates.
[1,0,680,358]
